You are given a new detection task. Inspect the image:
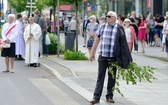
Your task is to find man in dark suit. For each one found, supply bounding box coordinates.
[83,15,90,47]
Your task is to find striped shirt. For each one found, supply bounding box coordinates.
[96,23,118,57]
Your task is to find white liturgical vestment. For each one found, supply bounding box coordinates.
[15,20,25,55]
[24,23,42,64]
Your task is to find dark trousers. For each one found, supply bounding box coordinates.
[148,30,155,44]
[134,42,138,51]
[42,31,48,54]
[155,29,163,41]
[93,55,117,100]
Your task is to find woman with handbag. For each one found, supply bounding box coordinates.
[1,14,17,73]
[146,13,155,47]
[86,15,98,54]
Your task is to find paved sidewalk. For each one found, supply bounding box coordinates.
[39,33,168,105]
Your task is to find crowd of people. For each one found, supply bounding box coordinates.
[0,9,52,73]
[82,11,168,59]
[87,11,168,104]
[1,8,168,104]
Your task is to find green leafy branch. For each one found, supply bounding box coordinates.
[108,62,157,97]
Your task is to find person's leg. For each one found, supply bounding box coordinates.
[151,31,155,45]
[106,61,117,99]
[39,36,43,58]
[83,30,87,47]
[140,40,143,52]
[10,57,15,73]
[88,48,91,55]
[134,39,138,52]
[142,40,145,53]
[159,29,163,42]
[5,57,9,70]
[148,30,152,45]
[93,56,108,100]
[42,32,48,56]
[9,43,16,72]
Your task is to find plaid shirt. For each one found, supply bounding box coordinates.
[96,23,118,57]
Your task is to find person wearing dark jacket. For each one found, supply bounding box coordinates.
[89,11,132,104]
[83,15,90,47]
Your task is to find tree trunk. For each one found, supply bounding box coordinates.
[75,2,78,52]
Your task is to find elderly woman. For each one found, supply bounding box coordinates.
[124,18,137,52]
[1,14,18,73]
[86,15,99,54]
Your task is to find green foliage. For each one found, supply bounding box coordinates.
[8,0,27,12]
[47,33,64,54]
[60,0,83,4]
[8,0,47,12]
[109,62,157,97]
[64,50,88,60]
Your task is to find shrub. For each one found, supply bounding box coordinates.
[47,33,64,54]
[64,50,88,60]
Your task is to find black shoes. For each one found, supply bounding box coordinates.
[28,63,34,67]
[90,97,115,104]
[33,63,38,67]
[28,63,38,67]
[89,99,99,104]
[14,57,25,61]
[18,57,25,60]
[106,97,115,103]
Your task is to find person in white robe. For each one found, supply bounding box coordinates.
[15,14,25,60]
[24,17,42,67]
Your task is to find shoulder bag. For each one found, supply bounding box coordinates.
[87,37,94,47]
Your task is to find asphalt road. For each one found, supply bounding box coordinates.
[0,56,88,105]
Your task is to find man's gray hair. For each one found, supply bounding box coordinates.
[108,11,117,19]
[8,14,15,19]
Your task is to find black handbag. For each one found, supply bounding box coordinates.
[165,35,168,46]
[87,37,94,47]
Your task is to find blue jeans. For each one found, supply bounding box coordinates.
[155,29,163,41]
[42,32,48,54]
[64,27,68,32]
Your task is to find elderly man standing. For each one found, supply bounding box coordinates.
[15,14,25,60]
[1,14,18,73]
[24,17,42,67]
[90,11,132,104]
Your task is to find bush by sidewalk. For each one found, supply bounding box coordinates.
[64,50,88,60]
[47,33,64,54]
